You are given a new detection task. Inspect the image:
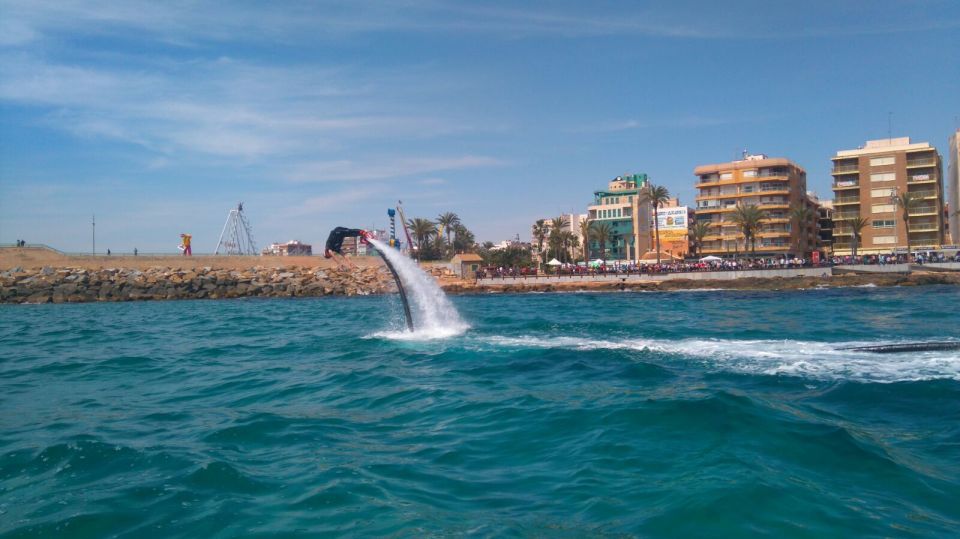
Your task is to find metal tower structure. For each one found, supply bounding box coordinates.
[214,202,257,255]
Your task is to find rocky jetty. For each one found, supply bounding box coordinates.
[0,265,393,304]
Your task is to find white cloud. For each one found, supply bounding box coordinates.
[418,177,447,185]
[3,0,955,47]
[0,52,475,160]
[287,156,505,182]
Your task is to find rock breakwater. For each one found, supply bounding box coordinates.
[0,265,393,304]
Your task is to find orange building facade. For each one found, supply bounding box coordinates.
[694,154,818,257]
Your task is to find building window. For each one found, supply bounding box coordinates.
[870,156,895,166]
[720,172,733,180]
[873,236,896,244]
[871,188,896,198]
[872,220,895,228]
[870,172,896,182]
[743,170,757,177]
[872,204,895,213]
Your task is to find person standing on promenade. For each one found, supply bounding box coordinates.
[180,233,192,256]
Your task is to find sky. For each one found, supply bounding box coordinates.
[1,0,958,253]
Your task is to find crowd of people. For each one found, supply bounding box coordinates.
[476,251,960,280]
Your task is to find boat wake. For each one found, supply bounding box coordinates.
[470,335,960,383]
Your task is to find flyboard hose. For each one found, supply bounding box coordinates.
[372,246,414,331]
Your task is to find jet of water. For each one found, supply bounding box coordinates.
[367,238,469,338]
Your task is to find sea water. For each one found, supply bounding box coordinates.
[1,286,959,537]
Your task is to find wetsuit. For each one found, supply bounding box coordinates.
[324,227,366,257]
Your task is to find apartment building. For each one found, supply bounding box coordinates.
[815,198,834,253]
[831,137,944,255]
[586,174,652,261]
[694,154,818,256]
[949,129,959,246]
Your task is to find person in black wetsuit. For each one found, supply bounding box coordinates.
[324,227,367,261]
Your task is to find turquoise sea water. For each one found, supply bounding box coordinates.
[2,286,959,537]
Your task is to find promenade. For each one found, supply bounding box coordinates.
[477,263,960,285]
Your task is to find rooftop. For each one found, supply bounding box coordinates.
[833,137,936,158]
[694,157,802,176]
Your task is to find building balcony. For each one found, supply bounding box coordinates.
[908,206,938,216]
[908,174,936,183]
[833,211,860,220]
[906,158,936,168]
[833,181,860,190]
[832,164,859,174]
[908,190,938,199]
[834,196,861,205]
[909,225,940,233]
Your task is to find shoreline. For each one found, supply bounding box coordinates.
[441,272,960,295]
[2,248,959,304]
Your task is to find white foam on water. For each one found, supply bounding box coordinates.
[474,335,960,383]
[367,238,469,340]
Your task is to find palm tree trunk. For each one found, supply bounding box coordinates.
[654,206,661,264]
[902,209,911,259]
[852,233,858,258]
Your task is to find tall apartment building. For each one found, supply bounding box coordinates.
[831,137,944,255]
[694,154,817,256]
[949,129,959,246]
[586,174,652,261]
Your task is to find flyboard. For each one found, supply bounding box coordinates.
[370,243,414,331]
[324,227,414,331]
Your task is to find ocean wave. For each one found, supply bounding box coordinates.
[473,335,960,383]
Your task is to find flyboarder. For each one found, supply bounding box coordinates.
[324,227,368,266]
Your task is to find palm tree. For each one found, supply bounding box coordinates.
[452,223,475,253]
[533,219,549,268]
[690,221,711,258]
[848,216,869,258]
[549,216,569,262]
[407,217,436,259]
[895,192,920,259]
[437,212,460,254]
[566,232,581,262]
[790,204,814,254]
[729,204,766,255]
[579,218,591,263]
[590,222,613,262]
[641,184,671,264]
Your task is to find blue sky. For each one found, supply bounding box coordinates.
[1,0,958,253]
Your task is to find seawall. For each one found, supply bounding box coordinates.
[0,265,393,304]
